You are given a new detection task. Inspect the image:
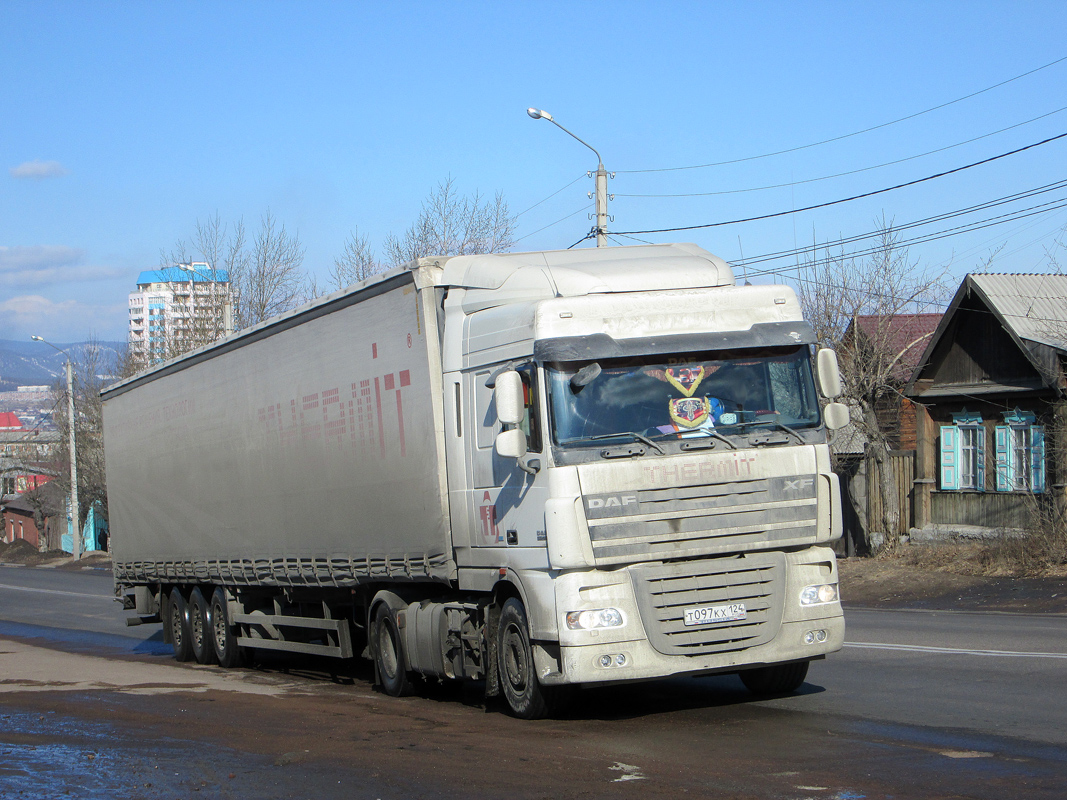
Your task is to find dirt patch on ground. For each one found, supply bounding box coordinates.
[0,541,111,571]
[840,543,1067,613]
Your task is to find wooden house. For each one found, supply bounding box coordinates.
[906,274,1067,537]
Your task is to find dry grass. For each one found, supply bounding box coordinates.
[889,535,1067,579]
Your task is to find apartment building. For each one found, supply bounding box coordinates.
[128,264,231,362]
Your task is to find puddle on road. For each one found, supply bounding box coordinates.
[0,706,396,799]
[0,620,172,658]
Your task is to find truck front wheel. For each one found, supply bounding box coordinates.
[497,598,553,720]
[739,661,809,696]
[373,604,413,697]
[168,588,194,662]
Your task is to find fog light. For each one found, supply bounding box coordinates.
[599,654,613,668]
[615,653,627,666]
[816,629,827,643]
[804,629,827,645]
[567,608,626,630]
[800,583,839,606]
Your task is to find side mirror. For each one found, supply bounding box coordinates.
[816,349,843,399]
[570,362,601,392]
[824,402,850,431]
[495,428,528,459]
[494,371,525,426]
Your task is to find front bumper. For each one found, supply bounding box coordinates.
[537,545,844,686]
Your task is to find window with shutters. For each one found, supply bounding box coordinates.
[994,410,1045,493]
[939,411,984,491]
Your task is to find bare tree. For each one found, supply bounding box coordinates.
[233,210,307,328]
[329,227,385,290]
[797,217,948,553]
[383,177,516,265]
[151,210,307,368]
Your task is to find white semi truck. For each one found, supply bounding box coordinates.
[104,243,849,718]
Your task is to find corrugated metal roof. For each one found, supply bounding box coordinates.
[970,273,1067,351]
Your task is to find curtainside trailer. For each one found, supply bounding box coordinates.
[105,243,850,718]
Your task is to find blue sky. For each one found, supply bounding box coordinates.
[3,2,1067,343]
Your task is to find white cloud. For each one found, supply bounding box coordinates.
[0,295,127,342]
[9,160,69,180]
[0,246,122,287]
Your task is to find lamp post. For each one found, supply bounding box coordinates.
[30,336,80,560]
[177,262,234,337]
[527,108,611,247]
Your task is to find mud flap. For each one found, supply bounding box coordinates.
[484,602,501,698]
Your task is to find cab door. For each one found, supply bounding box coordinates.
[466,365,549,557]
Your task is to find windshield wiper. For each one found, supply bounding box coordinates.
[678,429,737,451]
[581,431,666,455]
[728,418,806,446]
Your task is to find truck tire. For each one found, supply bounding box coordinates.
[188,588,218,665]
[739,661,809,696]
[373,603,413,697]
[497,598,552,719]
[210,587,244,668]
[168,588,194,662]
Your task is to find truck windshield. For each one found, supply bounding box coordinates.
[546,346,820,446]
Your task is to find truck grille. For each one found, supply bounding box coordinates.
[629,553,785,657]
[583,476,817,565]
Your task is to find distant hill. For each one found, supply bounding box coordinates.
[0,339,125,391]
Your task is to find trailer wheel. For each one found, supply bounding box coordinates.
[210,588,244,668]
[373,604,413,697]
[168,588,194,662]
[188,588,218,665]
[739,661,809,696]
[497,598,552,719]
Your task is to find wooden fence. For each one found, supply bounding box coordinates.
[866,450,915,537]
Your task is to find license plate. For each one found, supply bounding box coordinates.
[683,603,747,626]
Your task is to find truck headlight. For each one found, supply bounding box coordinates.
[566,608,625,630]
[799,583,839,606]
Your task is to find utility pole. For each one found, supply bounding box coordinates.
[31,336,80,560]
[527,108,612,247]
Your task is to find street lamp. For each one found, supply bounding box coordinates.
[176,262,234,337]
[527,108,612,247]
[30,335,81,560]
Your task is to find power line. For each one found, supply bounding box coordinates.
[515,174,586,218]
[617,106,1067,198]
[515,203,593,243]
[749,200,1067,280]
[613,131,1067,236]
[620,54,1067,174]
[733,180,1067,268]
[567,231,595,249]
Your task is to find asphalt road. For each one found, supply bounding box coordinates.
[1,564,1066,799]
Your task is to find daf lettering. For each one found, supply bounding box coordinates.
[588,495,638,510]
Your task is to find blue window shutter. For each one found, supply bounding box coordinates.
[994,426,1011,492]
[976,426,986,492]
[940,426,959,490]
[1031,425,1046,493]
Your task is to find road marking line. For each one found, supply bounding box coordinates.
[0,582,110,600]
[845,641,1067,659]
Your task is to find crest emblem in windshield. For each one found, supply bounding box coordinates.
[664,366,705,397]
[669,396,711,428]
